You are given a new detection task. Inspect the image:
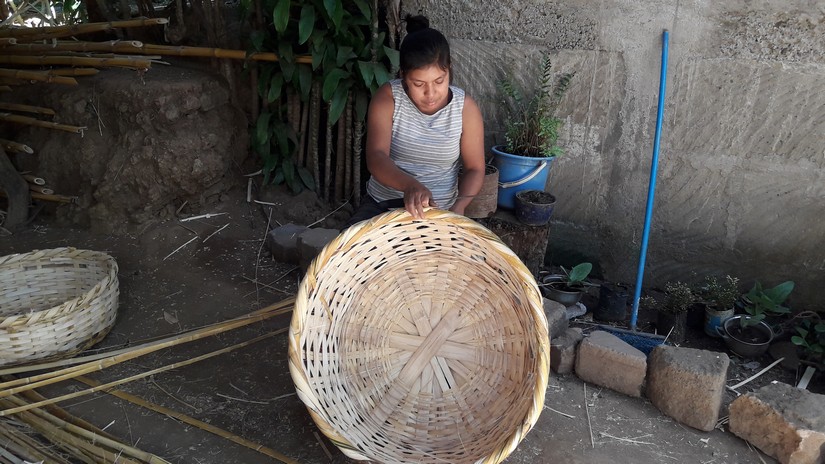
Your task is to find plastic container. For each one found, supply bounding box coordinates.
[594,283,628,322]
[492,145,553,210]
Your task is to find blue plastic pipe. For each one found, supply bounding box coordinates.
[630,30,669,331]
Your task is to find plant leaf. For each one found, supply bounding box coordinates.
[297,64,312,101]
[267,73,283,103]
[298,166,315,190]
[352,0,370,19]
[567,262,592,283]
[298,5,315,45]
[357,60,374,87]
[327,83,350,124]
[322,68,349,101]
[791,335,806,346]
[372,62,390,87]
[256,112,272,145]
[336,46,355,67]
[273,0,290,33]
[764,281,794,304]
[383,45,400,70]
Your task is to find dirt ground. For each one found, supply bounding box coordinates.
[0,184,806,464]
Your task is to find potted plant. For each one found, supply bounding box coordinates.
[514,189,556,226]
[791,313,825,370]
[541,262,592,306]
[716,281,794,358]
[656,282,694,344]
[701,275,740,337]
[494,56,575,209]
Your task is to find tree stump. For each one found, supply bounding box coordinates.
[477,210,551,277]
[0,146,30,230]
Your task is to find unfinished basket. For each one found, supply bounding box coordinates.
[289,209,549,464]
[0,247,119,367]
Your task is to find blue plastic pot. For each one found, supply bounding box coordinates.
[514,190,556,226]
[492,145,554,209]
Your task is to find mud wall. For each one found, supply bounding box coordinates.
[405,0,825,308]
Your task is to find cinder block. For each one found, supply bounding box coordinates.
[647,346,729,431]
[729,382,825,464]
[543,297,569,339]
[575,330,646,397]
[550,328,584,374]
[267,223,308,264]
[298,228,341,271]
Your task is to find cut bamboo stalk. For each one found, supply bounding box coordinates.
[0,112,86,133]
[0,102,55,115]
[0,423,70,464]
[22,174,46,185]
[0,69,77,85]
[334,100,345,201]
[75,376,301,464]
[323,108,332,201]
[352,107,364,206]
[47,68,100,77]
[297,90,309,167]
[344,94,353,202]
[0,55,152,69]
[0,330,284,417]
[0,38,16,46]
[29,185,54,195]
[141,43,312,63]
[3,40,144,54]
[309,82,321,191]
[0,18,169,38]
[0,298,294,394]
[16,387,121,444]
[0,190,76,203]
[0,138,33,154]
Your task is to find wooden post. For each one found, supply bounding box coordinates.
[0,146,30,230]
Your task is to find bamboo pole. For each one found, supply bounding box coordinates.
[0,330,284,417]
[0,138,33,154]
[0,112,86,133]
[30,185,54,195]
[309,82,321,191]
[323,108,333,201]
[0,18,169,38]
[0,69,77,85]
[0,102,55,115]
[0,190,76,203]
[353,113,363,206]
[47,68,100,77]
[22,174,46,185]
[344,94,353,201]
[75,376,301,464]
[0,298,294,394]
[334,100,345,201]
[3,39,144,54]
[0,55,152,69]
[0,38,16,46]
[0,423,71,463]
[17,387,121,444]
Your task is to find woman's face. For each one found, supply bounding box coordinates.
[402,64,450,115]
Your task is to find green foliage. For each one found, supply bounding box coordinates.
[702,275,740,311]
[497,56,575,158]
[242,0,398,192]
[561,262,592,286]
[791,316,825,364]
[740,280,794,328]
[661,282,694,314]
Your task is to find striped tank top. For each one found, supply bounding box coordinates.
[366,79,464,209]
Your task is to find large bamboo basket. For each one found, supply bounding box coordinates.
[0,248,119,367]
[289,209,549,464]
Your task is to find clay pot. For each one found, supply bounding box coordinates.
[464,165,499,218]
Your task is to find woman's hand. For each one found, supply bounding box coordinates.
[404,182,437,219]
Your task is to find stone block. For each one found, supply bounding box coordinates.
[543,297,569,339]
[550,327,584,374]
[298,228,341,271]
[729,382,825,464]
[647,346,730,431]
[574,330,646,397]
[267,223,308,264]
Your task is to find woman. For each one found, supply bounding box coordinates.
[346,15,485,225]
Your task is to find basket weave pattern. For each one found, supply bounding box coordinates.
[289,209,549,464]
[0,247,119,367]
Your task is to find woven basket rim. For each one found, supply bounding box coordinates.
[0,247,118,324]
[288,208,550,464]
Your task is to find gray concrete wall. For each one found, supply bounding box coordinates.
[404,0,825,308]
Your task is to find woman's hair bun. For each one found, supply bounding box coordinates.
[404,14,429,34]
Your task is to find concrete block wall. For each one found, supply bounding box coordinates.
[404,0,825,308]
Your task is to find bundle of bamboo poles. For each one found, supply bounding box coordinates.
[0,297,300,464]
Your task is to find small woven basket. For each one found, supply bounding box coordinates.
[0,247,119,367]
[289,209,549,464]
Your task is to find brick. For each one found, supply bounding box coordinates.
[543,297,569,339]
[729,382,825,464]
[647,346,729,431]
[574,330,646,397]
[298,228,341,272]
[550,327,583,374]
[266,223,308,264]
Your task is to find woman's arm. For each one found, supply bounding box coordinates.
[365,83,435,219]
[450,95,485,215]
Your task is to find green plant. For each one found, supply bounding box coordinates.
[497,56,575,158]
[703,275,740,310]
[661,282,694,314]
[561,262,592,287]
[791,314,825,365]
[739,280,794,328]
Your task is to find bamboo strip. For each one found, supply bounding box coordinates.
[2,394,167,463]
[0,298,293,377]
[17,386,121,444]
[0,112,85,132]
[0,330,284,416]
[75,376,301,464]
[0,69,77,85]
[3,40,144,54]
[0,55,152,69]
[22,174,46,185]
[0,18,168,38]
[29,185,54,195]
[0,423,69,464]
[0,138,33,154]
[47,68,100,77]
[0,102,55,115]
[0,298,294,394]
